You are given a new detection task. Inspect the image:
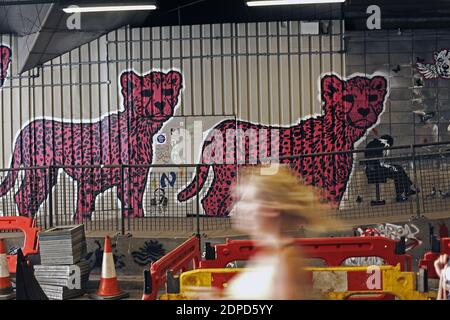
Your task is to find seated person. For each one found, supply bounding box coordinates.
[364,134,417,202]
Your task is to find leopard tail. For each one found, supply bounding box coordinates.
[177,165,210,202]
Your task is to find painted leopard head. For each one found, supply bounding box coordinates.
[322,74,388,130]
[434,49,450,78]
[0,45,11,88]
[121,70,183,121]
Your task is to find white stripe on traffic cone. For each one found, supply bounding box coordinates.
[89,236,128,300]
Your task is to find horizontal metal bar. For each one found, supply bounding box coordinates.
[217,142,450,164]
[0,141,449,172]
[5,68,40,80]
[345,34,450,41]
[58,163,200,169]
[41,49,344,68]
[106,33,345,44]
[271,142,450,162]
[1,81,110,89]
[106,50,345,63]
[169,114,236,118]
[6,74,40,81]
[40,60,110,68]
[358,151,450,163]
[0,163,201,173]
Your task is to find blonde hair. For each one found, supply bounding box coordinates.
[233,164,341,232]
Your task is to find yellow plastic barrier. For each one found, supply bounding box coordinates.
[159,265,435,300]
[159,269,243,300]
[312,264,434,300]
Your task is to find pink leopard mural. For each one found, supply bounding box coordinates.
[0,45,11,87]
[0,70,183,220]
[178,74,388,216]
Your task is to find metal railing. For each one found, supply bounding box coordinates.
[0,141,450,234]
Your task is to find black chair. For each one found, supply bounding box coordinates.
[365,164,387,206]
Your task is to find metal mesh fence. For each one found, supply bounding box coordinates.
[0,142,449,234]
[337,149,416,220]
[416,147,450,214]
[0,167,52,230]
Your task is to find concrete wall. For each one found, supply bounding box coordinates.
[1,24,449,223]
[0,21,348,220]
[346,29,450,146]
[0,21,344,168]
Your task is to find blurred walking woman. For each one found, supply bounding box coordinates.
[435,254,450,300]
[225,164,340,300]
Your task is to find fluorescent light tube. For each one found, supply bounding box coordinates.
[247,0,345,6]
[63,5,157,13]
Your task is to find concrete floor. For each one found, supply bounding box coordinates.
[75,287,144,300]
[8,276,145,300]
[74,272,149,299]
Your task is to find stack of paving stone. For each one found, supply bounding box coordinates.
[34,225,90,300]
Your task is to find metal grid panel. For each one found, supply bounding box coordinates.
[346,29,450,147]
[0,167,52,230]
[337,150,416,220]
[416,145,450,214]
[0,21,345,169]
[0,143,448,233]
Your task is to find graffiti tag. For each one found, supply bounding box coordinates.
[131,240,166,266]
[345,222,422,267]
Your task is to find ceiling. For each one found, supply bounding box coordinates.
[139,0,343,26]
[1,0,450,73]
[0,0,150,73]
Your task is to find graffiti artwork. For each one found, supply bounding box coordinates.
[346,222,423,266]
[344,256,385,267]
[0,70,183,220]
[85,239,125,271]
[416,49,450,79]
[156,133,167,144]
[131,240,166,266]
[178,74,389,216]
[357,222,422,251]
[155,144,172,164]
[0,45,11,88]
[160,172,177,188]
[0,43,11,206]
[150,188,169,212]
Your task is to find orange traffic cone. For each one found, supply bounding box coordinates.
[0,239,15,300]
[90,236,129,300]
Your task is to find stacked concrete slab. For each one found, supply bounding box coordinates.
[34,225,89,300]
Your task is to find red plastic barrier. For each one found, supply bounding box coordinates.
[419,238,450,279]
[199,237,412,271]
[0,217,40,273]
[142,236,201,300]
